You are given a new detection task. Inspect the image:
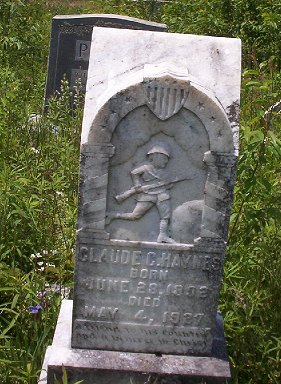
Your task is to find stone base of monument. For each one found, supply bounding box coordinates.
[39,300,231,384]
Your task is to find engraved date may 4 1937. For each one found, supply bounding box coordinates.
[134,309,204,326]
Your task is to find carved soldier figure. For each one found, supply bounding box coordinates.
[106,143,177,243]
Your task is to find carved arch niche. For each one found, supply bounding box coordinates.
[79,66,237,245]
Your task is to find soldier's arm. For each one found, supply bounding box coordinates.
[130,165,147,187]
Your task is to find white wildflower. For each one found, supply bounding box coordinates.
[30,252,42,259]
[30,147,39,154]
[46,263,56,268]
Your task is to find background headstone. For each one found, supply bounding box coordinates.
[71,27,241,356]
[44,14,167,104]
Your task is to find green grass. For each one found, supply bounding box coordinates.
[0,1,280,383]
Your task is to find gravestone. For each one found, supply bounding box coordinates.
[72,28,241,356]
[40,27,241,384]
[44,14,167,104]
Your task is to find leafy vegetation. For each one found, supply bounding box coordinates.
[0,1,280,383]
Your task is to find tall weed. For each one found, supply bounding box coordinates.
[0,1,280,384]
[221,60,281,384]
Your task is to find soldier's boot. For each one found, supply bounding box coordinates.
[157,219,176,243]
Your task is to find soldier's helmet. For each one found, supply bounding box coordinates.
[147,143,170,158]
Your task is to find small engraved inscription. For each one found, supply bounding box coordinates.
[78,246,222,272]
[82,278,130,293]
[70,69,87,90]
[75,243,221,354]
[73,320,212,354]
[130,268,168,280]
[129,296,161,307]
[162,311,204,326]
[59,25,93,35]
[83,306,119,320]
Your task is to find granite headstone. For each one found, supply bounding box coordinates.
[71,27,241,356]
[44,14,167,104]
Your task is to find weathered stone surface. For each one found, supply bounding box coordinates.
[44,14,167,103]
[81,29,241,153]
[71,28,240,356]
[39,300,231,384]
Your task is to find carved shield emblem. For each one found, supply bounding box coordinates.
[144,80,189,120]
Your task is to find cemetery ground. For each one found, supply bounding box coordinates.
[0,1,280,383]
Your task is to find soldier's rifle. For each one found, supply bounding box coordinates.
[115,177,190,203]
